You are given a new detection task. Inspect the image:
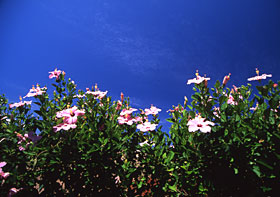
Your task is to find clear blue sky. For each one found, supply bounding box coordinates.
[1,0,280,131]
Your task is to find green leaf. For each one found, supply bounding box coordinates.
[168,184,177,192]
[256,160,273,170]
[252,165,261,177]
[165,151,175,163]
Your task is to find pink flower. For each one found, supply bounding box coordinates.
[56,106,85,124]
[247,68,272,81]
[0,162,6,168]
[117,114,135,125]
[0,162,9,179]
[187,116,214,133]
[8,188,23,197]
[120,108,138,116]
[23,85,47,98]
[227,94,238,105]
[115,176,121,184]
[187,70,210,85]
[137,121,157,132]
[115,101,122,111]
[144,105,161,116]
[86,89,108,99]
[9,101,32,108]
[213,107,220,118]
[117,107,139,125]
[53,123,77,132]
[49,68,62,80]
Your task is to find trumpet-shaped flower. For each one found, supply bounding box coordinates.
[56,106,85,124]
[86,89,108,99]
[0,162,6,168]
[23,85,47,98]
[49,68,62,80]
[144,105,161,115]
[53,123,77,132]
[227,94,238,105]
[137,121,157,132]
[247,68,272,81]
[0,162,9,179]
[187,116,214,133]
[8,187,23,197]
[120,108,138,116]
[117,114,135,125]
[187,71,210,85]
[117,107,138,125]
[9,100,32,108]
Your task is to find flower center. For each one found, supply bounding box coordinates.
[70,110,75,117]
[197,124,203,127]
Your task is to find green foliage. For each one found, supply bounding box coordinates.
[1,72,280,196]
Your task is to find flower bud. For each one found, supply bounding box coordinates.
[121,92,124,103]
[222,73,231,86]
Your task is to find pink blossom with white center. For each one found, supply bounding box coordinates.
[187,116,214,133]
[23,85,47,98]
[49,68,62,80]
[86,89,108,99]
[9,101,32,108]
[56,106,85,124]
[247,74,272,81]
[117,107,138,125]
[144,105,161,116]
[247,68,272,81]
[117,114,135,125]
[120,108,138,116]
[187,71,210,85]
[227,94,238,105]
[137,121,157,132]
[0,162,9,179]
[53,123,77,132]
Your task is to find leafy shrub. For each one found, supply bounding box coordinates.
[0,69,279,196]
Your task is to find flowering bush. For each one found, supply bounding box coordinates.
[0,68,279,196]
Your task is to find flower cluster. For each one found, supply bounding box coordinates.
[117,107,139,125]
[187,70,210,85]
[53,106,85,132]
[144,105,162,115]
[15,131,41,151]
[23,84,47,98]
[247,68,272,81]
[9,97,32,108]
[117,105,160,132]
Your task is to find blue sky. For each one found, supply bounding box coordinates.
[1,0,280,131]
